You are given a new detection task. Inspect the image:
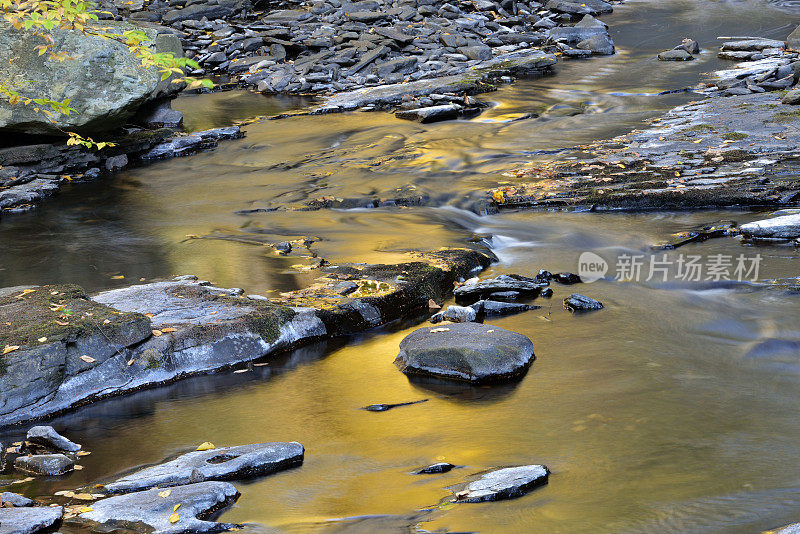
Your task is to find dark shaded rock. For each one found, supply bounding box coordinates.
[0,506,62,534]
[415,462,455,474]
[14,454,74,476]
[26,426,81,453]
[362,399,428,412]
[541,287,554,298]
[395,322,535,383]
[454,275,547,303]
[104,442,304,494]
[452,465,549,502]
[788,24,800,50]
[459,45,493,61]
[471,300,536,316]
[563,293,603,312]
[658,49,693,61]
[677,38,700,54]
[0,493,35,507]
[162,3,239,24]
[78,482,239,534]
[134,99,184,129]
[333,281,358,296]
[487,291,520,301]
[553,272,581,284]
[395,104,461,123]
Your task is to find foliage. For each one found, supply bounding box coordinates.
[0,0,213,147]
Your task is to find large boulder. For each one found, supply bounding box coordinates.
[0,506,63,534]
[394,322,535,383]
[0,22,183,135]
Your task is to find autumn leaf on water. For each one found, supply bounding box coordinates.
[74,465,84,470]
[170,513,180,524]
[158,490,171,498]
[80,355,96,363]
[74,493,95,501]
[3,345,20,355]
[77,451,91,457]
[110,275,125,280]
[196,442,215,451]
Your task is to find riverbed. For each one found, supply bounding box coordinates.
[2,0,800,532]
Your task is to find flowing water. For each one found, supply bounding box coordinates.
[3,0,800,532]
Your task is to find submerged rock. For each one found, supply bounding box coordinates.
[26,426,81,453]
[0,506,62,534]
[395,322,535,383]
[362,399,428,412]
[14,454,74,476]
[415,462,455,475]
[104,442,304,494]
[0,493,35,507]
[452,465,549,502]
[79,482,239,534]
[395,104,462,123]
[740,213,800,239]
[658,49,694,61]
[563,294,604,312]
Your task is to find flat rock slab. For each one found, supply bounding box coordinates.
[104,442,304,493]
[26,426,81,453]
[740,213,800,238]
[0,506,62,534]
[453,465,549,502]
[395,322,535,383]
[454,275,547,303]
[563,294,604,312]
[78,482,239,534]
[14,454,74,476]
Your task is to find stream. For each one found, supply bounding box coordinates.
[3,0,800,532]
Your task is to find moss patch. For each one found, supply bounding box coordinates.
[722,132,748,140]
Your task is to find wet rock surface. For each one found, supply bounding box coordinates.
[14,454,75,476]
[104,442,304,493]
[415,462,455,474]
[740,213,800,239]
[395,322,535,383]
[76,482,239,534]
[0,249,491,426]
[451,464,549,502]
[0,506,63,534]
[0,493,35,507]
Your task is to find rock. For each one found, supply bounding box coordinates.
[0,22,183,135]
[548,25,606,44]
[0,506,63,534]
[788,25,800,50]
[333,281,358,296]
[103,442,304,494]
[162,2,240,24]
[362,399,428,412]
[658,49,693,61]
[79,482,239,534]
[740,213,800,238]
[576,33,615,55]
[563,293,603,312]
[783,88,800,104]
[394,322,535,384]
[487,291,520,301]
[134,99,184,129]
[454,275,547,303]
[471,300,536,317]
[415,462,455,474]
[14,454,75,476]
[459,45,493,61]
[720,39,782,51]
[395,104,462,123]
[774,521,800,533]
[677,38,700,54]
[553,272,582,284]
[26,426,81,453]
[0,493,35,507]
[452,465,549,502]
[429,305,477,324]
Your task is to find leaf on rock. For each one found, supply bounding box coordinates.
[152,330,163,337]
[74,493,94,501]
[196,442,215,451]
[2,345,20,355]
[80,355,96,363]
[161,327,177,333]
[79,507,94,514]
[170,513,180,524]
[158,490,171,498]
[173,503,181,512]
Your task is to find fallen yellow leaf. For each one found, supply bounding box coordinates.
[152,330,163,337]
[3,345,20,355]
[158,490,172,498]
[161,327,177,333]
[37,337,47,343]
[170,513,180,524]
[74,493,94,501]
[79,507,93,513]
[111,275,125,280]
[173,504,181,512]
[80,355,96,363]
[196,442,215,451]
[492,190,505,204]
